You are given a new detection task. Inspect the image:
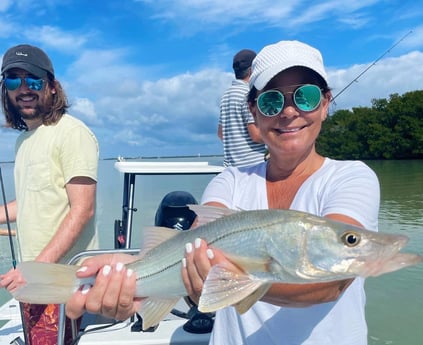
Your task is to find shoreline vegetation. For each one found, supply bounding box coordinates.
[318,90,423,160]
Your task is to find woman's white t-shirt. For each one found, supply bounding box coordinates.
[201,158,380,345]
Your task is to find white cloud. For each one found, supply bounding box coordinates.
[328,51,423,111]
[400,26,423,50]
[71,98,101,126]
[65,48,423,159]
[0,0,13,12]
[135,0,380,31]
[0,0,421,160]
[23,25,88,51]
[67,67,230,158]
[0,20,15,38]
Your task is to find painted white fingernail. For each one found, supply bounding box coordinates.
[127,269,133,278]
[116,262,124,272]
[77,266,88,273]
[81,284,91,295]
[194,238,201,249]
[182,258,187,268]
[207,249,214,260]
[102,265,111,276]
[185,242,193,254]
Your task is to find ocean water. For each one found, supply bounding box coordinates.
[0,158,422,344]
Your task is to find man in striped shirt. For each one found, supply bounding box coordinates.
[218,49,266,167]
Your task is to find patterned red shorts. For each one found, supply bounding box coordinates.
[22,303,80,345]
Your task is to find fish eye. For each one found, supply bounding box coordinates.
[341,231,361,247]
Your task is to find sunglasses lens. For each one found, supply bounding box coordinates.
[257,90,284,116]
[4,78,22,91]
[3,77,44,91]
[294,85,322,111]
[26,78,44,91]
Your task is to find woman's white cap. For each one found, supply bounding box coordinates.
[249,40,328,90]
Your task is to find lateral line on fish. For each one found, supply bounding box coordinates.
[133,260,182,282]
[132,216,286,282]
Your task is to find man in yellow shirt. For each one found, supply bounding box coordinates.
[0,44,99,345]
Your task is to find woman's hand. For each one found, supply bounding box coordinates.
[181,238,236,304]
[66,253,141,320]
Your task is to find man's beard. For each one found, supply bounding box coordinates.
[18,105,44,120]
[8,96,49,122]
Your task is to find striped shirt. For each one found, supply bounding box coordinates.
[219,79,266,167]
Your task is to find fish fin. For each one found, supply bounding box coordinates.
[234,283,272,314]
[137,297,180,330]
[225,253,270,272]
[198,264,266,313]
[13,261,92,304]
[188,205,239,227]
[140,226,181,255]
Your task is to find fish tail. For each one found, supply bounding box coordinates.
[13,261,93,304]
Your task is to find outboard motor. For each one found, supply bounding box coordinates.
[154,191,198,230]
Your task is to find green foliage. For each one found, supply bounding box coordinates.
[316,90,423,159]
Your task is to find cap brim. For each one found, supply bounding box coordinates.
[2,62,48,78]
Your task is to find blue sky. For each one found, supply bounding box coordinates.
[0,0,422,161]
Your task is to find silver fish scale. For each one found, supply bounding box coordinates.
[128,209,324,295]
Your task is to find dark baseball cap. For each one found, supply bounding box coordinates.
[1,44,54,78]
[232,49,256,72]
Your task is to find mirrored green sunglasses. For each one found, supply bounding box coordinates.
[256,84,323,116]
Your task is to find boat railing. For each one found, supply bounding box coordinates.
[58,248,140,345]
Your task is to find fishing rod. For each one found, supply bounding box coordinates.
[0,166,28,345]
[0,166,17,269]
[331,30,413,103]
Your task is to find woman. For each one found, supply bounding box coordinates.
[182,40,379,345]
[66,40,379,345]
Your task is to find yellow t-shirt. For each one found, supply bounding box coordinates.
[14,114,99,263]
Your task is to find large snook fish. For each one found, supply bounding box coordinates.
[13,206,422,330]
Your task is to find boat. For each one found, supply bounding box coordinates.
[0,159,224,345]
